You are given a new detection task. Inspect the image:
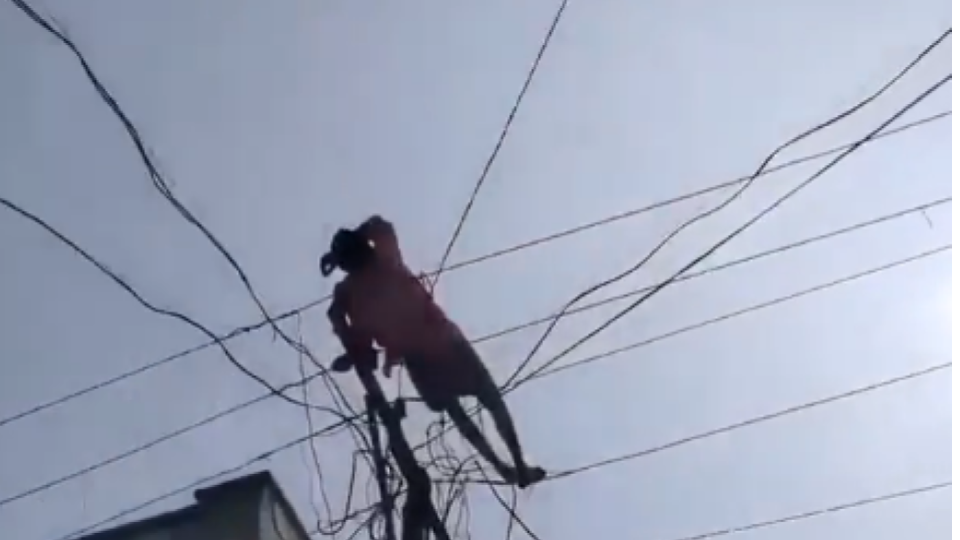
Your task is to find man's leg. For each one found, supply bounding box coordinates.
[444,401,517,481]
[473,376,545,487]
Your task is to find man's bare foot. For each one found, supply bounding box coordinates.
[516,466,546,489]
[331,354,354,372]
[497,465,520,485]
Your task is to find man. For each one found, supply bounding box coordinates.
[321,215,545,488]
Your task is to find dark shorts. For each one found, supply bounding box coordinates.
[405,338,498,412]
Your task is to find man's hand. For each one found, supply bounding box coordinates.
[382,350,404,378]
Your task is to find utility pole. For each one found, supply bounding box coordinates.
[334,352,452,540]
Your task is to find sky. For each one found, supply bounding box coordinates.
[0,1,952,540]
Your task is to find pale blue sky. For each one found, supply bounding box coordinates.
[0,1,952,540]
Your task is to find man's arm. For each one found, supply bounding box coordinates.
[328,282,369,353]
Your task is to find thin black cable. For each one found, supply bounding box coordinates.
[428,0,570,291]
[416,0,569,404]
[471,197,949,348]
[0,370,343,509]
[1,109,946,431]
[419,244,953,534]
[521,245,953,386]
[74,340,946,540]
[656,481,951,540]
[545,362,951,482]
[294,315,339,534]
[463,368,951,536]
[8,0,366,442]
[478,467,542,540]
[0,196,342,413]
[411,245,952,456]
[515,73,953,386]
[51,418,354,540]
[10,6,378,520]
[455,361,951,487]
[323,356,956,531]
[501,29,952,389]
[5,204,944,511]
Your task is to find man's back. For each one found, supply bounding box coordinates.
[338,219,461,357]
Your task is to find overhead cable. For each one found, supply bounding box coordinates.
[0,111,947,431]
[501,29,953,389]
[39,246,950,537]
[1,201,946,510]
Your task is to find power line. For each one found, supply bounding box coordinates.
[0,196,341,414]
[412,1,570,467]
[8,4,951,532]
[8,0,368,443]
[410,244,951,454]
[478,480,951,540]
[542,362,951,482]
[50,417,356,540]
[507,71,953,390]
[502,28,953,389]
[472,197,949,347]
[432,24,952,515]
[3,205,948,510]
[427,0,570,291]
[1,201,945,511]
[658,482,950,540]
[0,111,946,432]
[8,1,376,515]
[521,245,952,386]
[37,244,950,537]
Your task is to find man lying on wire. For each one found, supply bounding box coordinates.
[321,215,546,488]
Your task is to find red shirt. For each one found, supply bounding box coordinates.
[337,223,463,360]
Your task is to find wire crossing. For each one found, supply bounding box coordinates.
[35,251,950,539]
[0,112,948,432]
[0,203,948,511]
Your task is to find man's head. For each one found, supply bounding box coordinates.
[321,228,375,276]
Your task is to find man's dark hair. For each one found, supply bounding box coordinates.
[322,228,375,276]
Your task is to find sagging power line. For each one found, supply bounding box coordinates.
[6,2,950,537]
[0,109,947,432]
[428,0,570,292]
[501,28,953,390]
[7,2,378,522]
[0,198,947,511]
[34,244,950,539]
[409,243,950,455]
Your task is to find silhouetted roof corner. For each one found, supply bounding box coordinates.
[196,469,312,540]
[74,470,309,540]
[194,470,277,503]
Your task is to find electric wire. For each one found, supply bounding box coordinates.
[515,73,953,386]
[8,1,379,526]
[8,0,367,450]
[0,196,340,414]
[74,244,951,539]
[8,3,950,535]
[409,244,951,455]
[656,481,950,540]
[50,417,355,540]
[427,0,570,291]
[521,245,952,387]
[294,315,342,536]
[51,335,948,539]
[454,360,951,486]
[501,29,952,390]
[1,204,948,510]
[0,109,946,432]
